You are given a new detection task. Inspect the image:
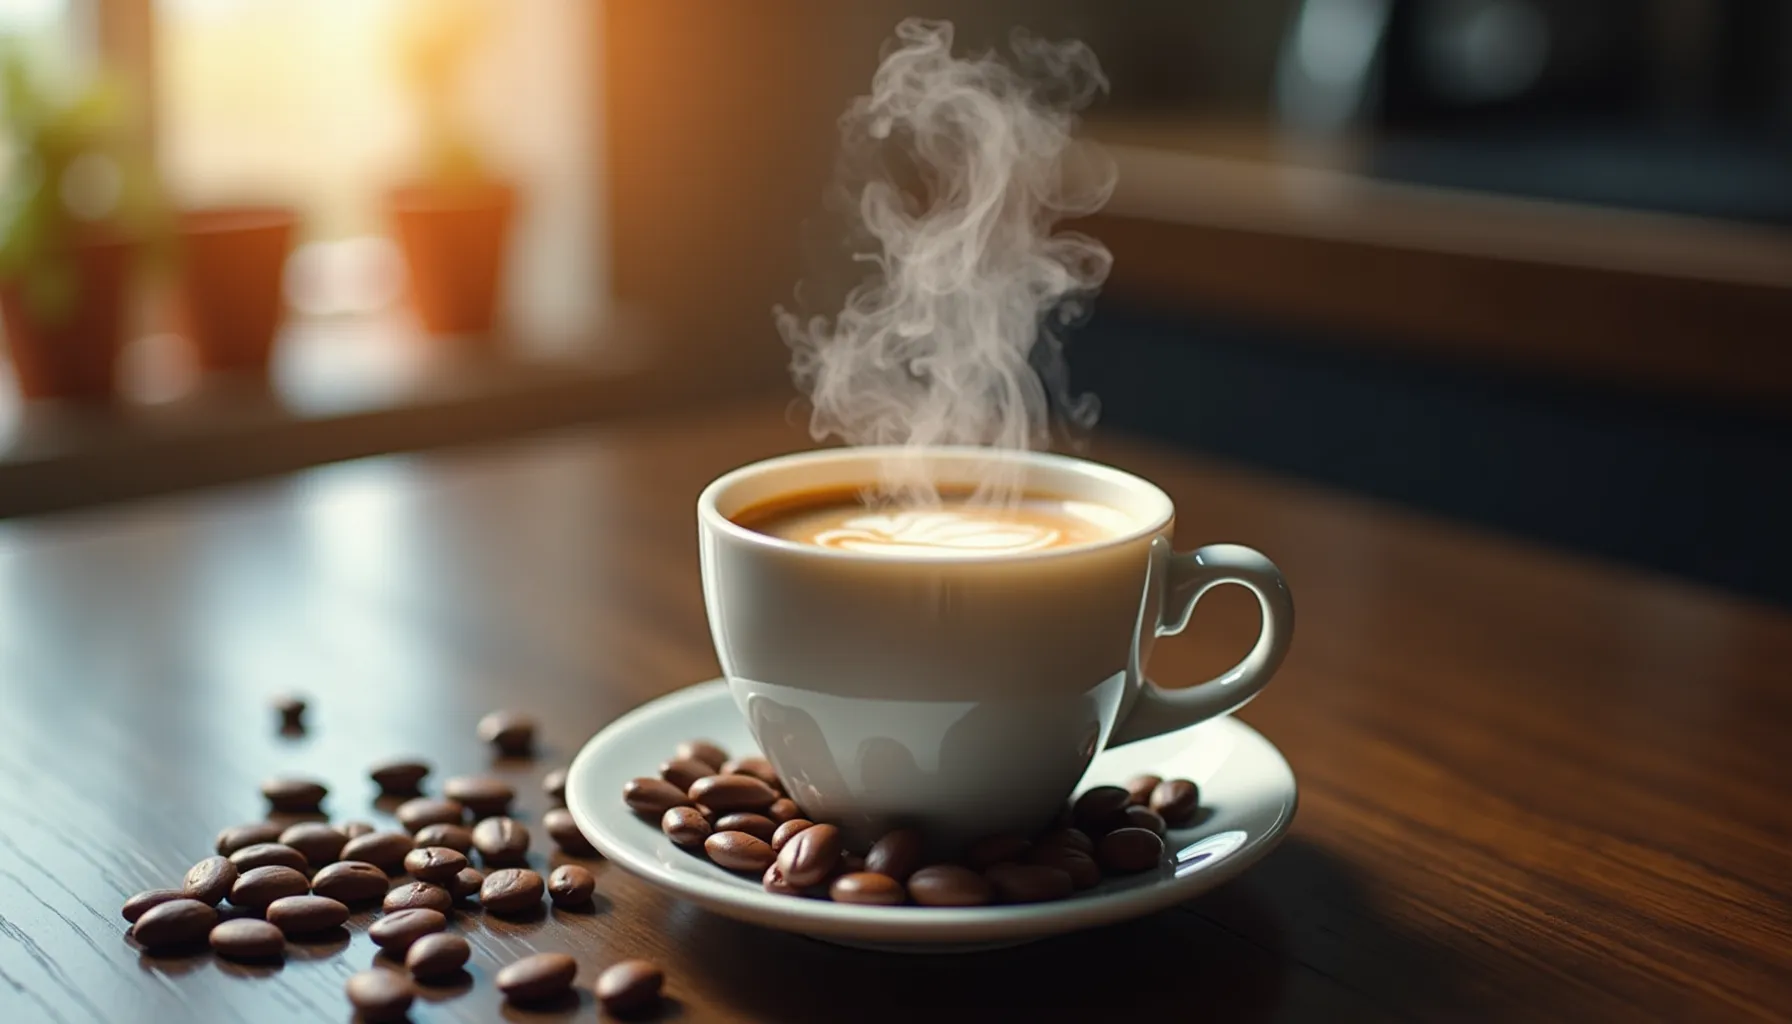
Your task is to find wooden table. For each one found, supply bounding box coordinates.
[2,400,1787,1022]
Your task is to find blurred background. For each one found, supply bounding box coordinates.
[1,0,1788,602]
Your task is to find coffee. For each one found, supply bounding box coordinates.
[733,486,1134,558]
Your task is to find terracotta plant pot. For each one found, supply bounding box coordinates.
[177,205,297,376]
[1,234,135,402]
[386,180,516,338]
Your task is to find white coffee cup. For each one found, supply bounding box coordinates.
[698,446,1293,850]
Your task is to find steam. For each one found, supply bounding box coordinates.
[776,19,1116,505]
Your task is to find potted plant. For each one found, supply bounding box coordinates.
[176,204,297,379]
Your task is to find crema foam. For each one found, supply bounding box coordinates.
[734,489,1135,558]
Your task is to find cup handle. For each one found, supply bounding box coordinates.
[1106,543,1295,747]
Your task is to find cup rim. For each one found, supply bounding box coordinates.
[698,445,1175,563]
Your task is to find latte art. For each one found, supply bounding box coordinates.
[734,488,1135,558]
[812,510,1063,556]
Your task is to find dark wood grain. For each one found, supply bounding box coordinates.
[0,399,1788,1022]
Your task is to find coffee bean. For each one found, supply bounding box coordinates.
[215,821,284,856]
[696,804,718,825]
[412,823,474,854]
[1124,773,1163,806]
[405,932,470,981]
[542,767,569,802]
[384,881,453,914]
[674,739,728,770]
[842,852,867,873]
[766,798,801,824]
[278,822,347,868]
[368,759,430,796]
[624,777,690,817]
[229,865,310,911]
[450,867,484,901]
[986,863,1074,903]
[395,797,466,833]
[776,822,841,887]
[1072,785,1132,836]
[688,773,778,813]
[770,818,813,852]
[829,871,905,906]
[547,864,596,908]
[341,821,375,839]
[719,755,781,790]
[260,777,327,814]
[477,710,536,756]
[762,862,804,896]
[1034,827,1095,856]
[1123,805,1167,837]
[403,846,469,885]
[659,757,715,791]
[1027,844,1101,889]
[367,907,447,953]
[472,816,530,864]
[496,951,577,1004]
[595,959,664,1015]
[339,831,414,873]
[122,888,188,923]
[714,812,775,843]
[865,828,923,883]
[442,775,514,818]
[272,693,307,729]
[1149,778,1199,825]
[907,864,994,907]
[209,917,284,960]
[181,856,238,906]
[345,969,414,1023]
[661,806,711,848]
[705,830,775,872]
[964,834,1030,870]
[229,842,307,873]
[266,894,349,936]
[131,898,217,950]
[1097,827,1165,873]
[544,807,598,856]
[480,867,545,915]
[310,861,389,904]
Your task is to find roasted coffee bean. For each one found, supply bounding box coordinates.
[368,759,430,796]
[272,693,307,728]
[442,775,514,818]
[340,821,375,839]
[345,969,414,1023]
[1150,778,1199,825]
[412,823,474,855]
[865,828,924,882]
[720,755,781,790]
[209,917,284,960]
[776,822,841,887]
[675,739,728,770]
[986,863,1074,904]
[964,834,1030,870]
[544,807,598,856]
[547,864,596,908]
[480,867,545,915]
[830,871,905,906]
[278,822,347,868]
[450,867,484,901]
[310,861,388,904]
[384,881,453,914]
[659,757,715,791]
[624,777,690,817]
[705,831,776,873]
[182,856,238,906]
[266,894,349,936]
[1123,805,1167,837]
[1097,827,1165,873]
[230,865,310,911]
[228,842,307,873]
[762,862,804,896]
[1027,844,1101,890]
[595,959,664,1015]
[403,846,468,885]
[339,831,414,873]
[688,773,778,813]
[367,907,446,953]
[260,777,327,814]
[405,932,471,981]
[1124,773,1163,806]
[661,806,711,848]
[496,951,577,1004]
[542,767,569,802]
[215,821,284,856]
[714,812,775,843]
[472,816,530,863]
[395,797,466,833]
[131,898,216,950]
[1072,785,1133,836]
[907,864,993,907]
[477,710,536,756]
[770,818,813,852]
[1034,827,1095,856]
[766,797,801,824]
[696,804,718,825]
[842,852,867,873]
[122,888,189,922]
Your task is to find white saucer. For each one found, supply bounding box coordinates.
[565,679,1297,951]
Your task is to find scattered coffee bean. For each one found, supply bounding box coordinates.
[478,710,536,757]
[766,798,801,824]
[278,822,346,868]
[368,759,430,796]
[496,951,577,1004]
[770,818,813,852]
[659,757,715,791]
[229,865,309,911]
[442,775,514,818]
[259,777,327,814]
[271,693,307,730]
[341,820,375,838]
[412,823,474,855]
[624,777,690,817]
[1097,827,1165,874]
[762,862,804,896]
[714,812,775,843]
[395,797,466,833]
[182,856,238,906]
[719,755,781,790]
[228,842,307,874]
[776,822,841,887]
[964,834,1030,870]
[688,773,778,813]
[542,767,569,802]
[367,907,446,953]
[675,739,728,771]
[384,881,453,914]
[132,898,217,950]
[1072,785,1133,836]
[122,888,188,923]
[1124,773,1163,806]
[541,807,595,856]
[450,867,484,901]
[662,806,711,848]
[865,828,923,883]
[403,846,469,885]
[1149,778,1199,825]
[1027,844,1101,890]
[986,863,1073,904]
[310,861,388,904]
[480,867,545,915]
[209,917,284,960]
[907,864,993,907]
[215,821,284,856]
[1034,827,1095,856]
[1123,805,1167,837]
[339,831,414,873]
[405,932,470,981]
[547,864,596,908]
[595,959,664,1015]
[345,969,414,1023]
[265,894,349,936]
[830,871,905,906]
[705,831,776,873]
[471,816,530,864]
